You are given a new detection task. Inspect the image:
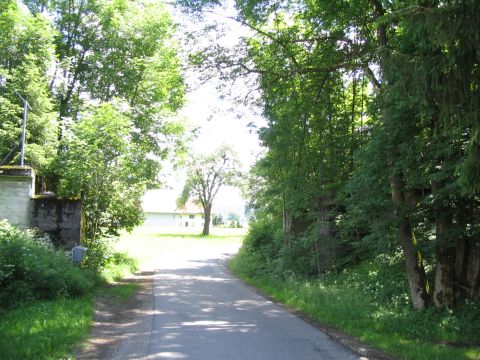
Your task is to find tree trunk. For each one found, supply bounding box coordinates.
[455,235,468,297]
[202,204,212,236]
[434,245,455,307]
[390,175,430,309]
[283,209,292,234]
[466,242,480,300]
[370,0,430,309]
[283,208,292,248]
[314,193,336,275]
[433,209,455,308]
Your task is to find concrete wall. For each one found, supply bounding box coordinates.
[0,167,34,227]
[30,198,82,249]
[0,166,82,249]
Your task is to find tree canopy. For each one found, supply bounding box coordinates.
[178,0,480,309]
[178,146,242,235]
[1,0,186,270]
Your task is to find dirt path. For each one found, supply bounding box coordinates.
[74,271,154,360]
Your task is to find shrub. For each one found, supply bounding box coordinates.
[243,219,280,252]
[80,235,115,272]
[80,234,139,276]
[0,220,95,308]
[101,251,139,283]
[109,251,138,273]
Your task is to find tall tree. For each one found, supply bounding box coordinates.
[177,0,480,307]
[24,0,186,177]
[178,146,242,235]
[0,0,187,265]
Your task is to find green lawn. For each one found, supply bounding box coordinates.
[0,297,92,360]
[115,226,246,270]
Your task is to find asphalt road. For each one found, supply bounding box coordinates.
[134,244,362,360]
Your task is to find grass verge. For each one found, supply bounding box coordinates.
[0,297,92,360]
[97,282,140,303]
[0,250,139,360]
[229,248,480,360]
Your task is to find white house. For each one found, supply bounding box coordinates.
[142,190,210,228]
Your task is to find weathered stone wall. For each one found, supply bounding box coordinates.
[0,166,82,249]
[30,198,82,249]
[0,167,34,227]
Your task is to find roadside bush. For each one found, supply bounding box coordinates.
[109,251,138,272]
[80,233,139,278]
[244,220,327,278]
[243,220,281,256]
[80,235,115,272]
[101,251,139,282]
[0,220,95,308]
[241,220,283,276]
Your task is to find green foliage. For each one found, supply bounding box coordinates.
[101,251,139,283]
[0,221,95,309]
[212,214,224,226]
[227,212,240,222]
[56,104,146,244]
[180,0,480,308]
[337,126,397,264]
[80,235,115,273]
[0,0,57,171]
[2,0,186,265]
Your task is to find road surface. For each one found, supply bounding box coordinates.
[114,243,362,360]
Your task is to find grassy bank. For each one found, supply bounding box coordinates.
[0,297,92,360]
[229,248,480,360]
[0,221,140,360]
[0,282,139,360]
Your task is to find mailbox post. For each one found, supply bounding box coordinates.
[72,246,87,264]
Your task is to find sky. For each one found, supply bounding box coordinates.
[142,3,266,219]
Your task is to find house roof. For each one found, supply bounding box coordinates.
[142,189,206,214]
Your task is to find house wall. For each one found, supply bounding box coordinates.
[176,213,205,228]
[144,212,207,228]
[144,212,177,227]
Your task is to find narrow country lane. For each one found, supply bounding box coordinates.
[115,242,361,360]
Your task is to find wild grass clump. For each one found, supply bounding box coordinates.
[101,251,139,282]
[0,220,96,309]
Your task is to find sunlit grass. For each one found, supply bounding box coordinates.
[0,283,141,360]
[115,226,245,270]
[0,297,92,360]
[0,241,141,359]
[126,225,247,237]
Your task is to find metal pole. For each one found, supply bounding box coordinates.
[20,98,27,166]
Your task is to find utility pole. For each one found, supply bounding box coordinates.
[20,96,29,166]
[0,77,31,166]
